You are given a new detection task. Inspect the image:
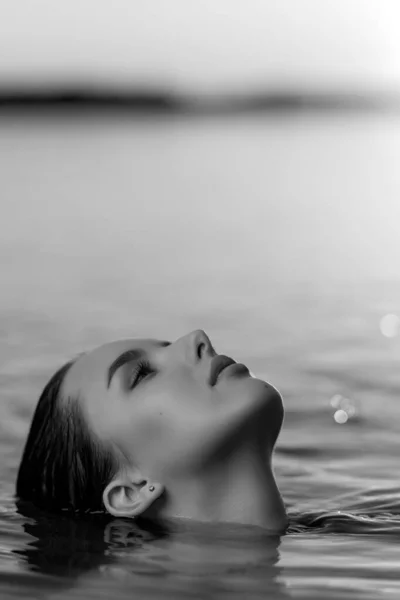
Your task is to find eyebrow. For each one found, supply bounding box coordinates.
[107,341,170,388]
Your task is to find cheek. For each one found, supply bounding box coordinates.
[112,390,183,462]
[117,388,215,468]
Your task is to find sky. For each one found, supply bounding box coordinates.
[0,0,400,93]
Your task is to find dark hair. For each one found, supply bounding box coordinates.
[16,359,120,513]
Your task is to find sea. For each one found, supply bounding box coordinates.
[1,107,400,599]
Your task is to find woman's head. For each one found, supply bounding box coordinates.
[17,330,285,527]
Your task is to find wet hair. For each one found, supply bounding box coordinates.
[16,359,120,514]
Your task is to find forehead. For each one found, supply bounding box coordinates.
[62,338,162,398]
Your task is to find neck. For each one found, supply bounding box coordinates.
[156,438,287,532]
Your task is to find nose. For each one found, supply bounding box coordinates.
[174,329,215,362]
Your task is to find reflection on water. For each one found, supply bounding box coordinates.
[1,110,400,598]
[10,505,287,599]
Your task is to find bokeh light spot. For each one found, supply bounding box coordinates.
[330,394,342,409]
[334,409,349,424]
[329,394,357,422]
[379,313,400,338]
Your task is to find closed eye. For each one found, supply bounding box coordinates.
[128,359,156,390]
[107,341,170,389]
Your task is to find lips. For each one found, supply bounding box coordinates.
[208,354,236,387]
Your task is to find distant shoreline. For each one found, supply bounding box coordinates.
[0,88,398,114]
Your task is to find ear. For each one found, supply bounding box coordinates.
[103,472,164,519]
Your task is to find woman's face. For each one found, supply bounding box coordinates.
[62,330,283,479]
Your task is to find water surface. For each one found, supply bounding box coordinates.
[1,110,400,598]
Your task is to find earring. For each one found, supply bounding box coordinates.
[148,485,155,492]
